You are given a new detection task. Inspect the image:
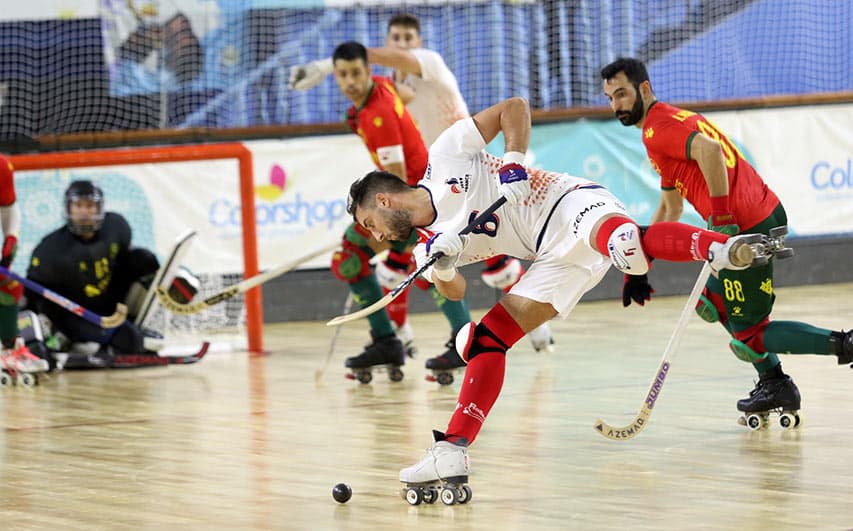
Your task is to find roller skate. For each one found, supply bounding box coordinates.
[425,339,466,386]
[707,226,794,273]
[0,338,50,388]
[830,330,853,367]
[736,374,801,430]
[400,430,472,506]
[527,321,555,352]
[344,333,405,384]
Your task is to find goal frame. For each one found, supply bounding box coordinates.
[10,143,264,353]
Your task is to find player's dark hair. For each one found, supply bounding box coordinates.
[347,170,412,218]
[600,57,650,86]
[388,13,420,33]
[64,180,105,236]
[333,41,368,64]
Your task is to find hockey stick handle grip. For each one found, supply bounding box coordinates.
[0,265,126,328]
[391,196,508,297]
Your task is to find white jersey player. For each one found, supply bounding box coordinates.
[288,14,552,355]
[346,96,767,503]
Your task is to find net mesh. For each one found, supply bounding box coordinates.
[0,0,849,140]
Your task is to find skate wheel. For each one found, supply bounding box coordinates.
[458,485,472,504]
[746,414,765,431]
[440,486,458,505]
[779,412,800,429]
[751,254,769,267]
[774,248,794,260]
[19,373,37,388]
[0,372,13,387]
[356,370,372,384]
[768,226,788,238]
[388,367,404,383]
[436,372,454,386]
[422,487,437,504]
[405,487,422,506]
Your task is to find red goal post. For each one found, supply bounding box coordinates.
[10,143,264,353]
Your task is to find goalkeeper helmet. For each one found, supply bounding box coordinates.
[64,180,105,237]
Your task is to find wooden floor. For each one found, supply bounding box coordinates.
[2,282,853,530]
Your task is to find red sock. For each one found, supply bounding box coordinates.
[445,303,525,445]
[642,222,727,261]
[383,286,409,328]
[594,216,637,256]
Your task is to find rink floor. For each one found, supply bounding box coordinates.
[2,281,852,530]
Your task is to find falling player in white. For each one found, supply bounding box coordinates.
[346,96,767,495]
[289,13,554,362]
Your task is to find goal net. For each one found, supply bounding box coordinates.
[10,144,263,353]
[0,0,849,140]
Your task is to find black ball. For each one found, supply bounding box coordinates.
[332,483,352,503]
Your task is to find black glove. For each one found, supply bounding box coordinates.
[622,274,654,307]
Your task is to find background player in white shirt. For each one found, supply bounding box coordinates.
[290,13,554,370]
[346,96,767,500]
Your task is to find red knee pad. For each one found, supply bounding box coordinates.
[732,318,771,353]
[0,278,23,303]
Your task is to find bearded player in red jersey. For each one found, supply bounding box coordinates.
[601,57,852,425]
[330,41,473,382]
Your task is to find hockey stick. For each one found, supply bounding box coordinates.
[155,243,337,315]
[315,292,354,382]
[326,196,507,326]
[0,266,128,329]
[136,228,197,326]
[112,341,210,368]
[593,262,713,441]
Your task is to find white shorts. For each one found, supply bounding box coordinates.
[508,186,630,318]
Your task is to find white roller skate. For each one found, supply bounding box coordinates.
[0,338,49,388]
[400,430,472,506]
[527,321,555,352]
[707,227,794,273]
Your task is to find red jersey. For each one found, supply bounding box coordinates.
[642,101,778,230]
[346,76,428,185]
[0,154,16,206]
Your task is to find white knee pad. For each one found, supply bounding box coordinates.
[454,321,476,364]
[606,222,649,275]
[481,257,523,289]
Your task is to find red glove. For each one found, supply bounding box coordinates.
[1,235,17,268]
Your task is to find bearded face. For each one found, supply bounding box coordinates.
[384,207,414,242]
[615,84,646,126]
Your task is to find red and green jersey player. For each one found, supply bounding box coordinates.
[602,57,853,417]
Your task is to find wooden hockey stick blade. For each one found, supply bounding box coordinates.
[155,243,337,315]
[101,303,129,328]
[325,196,507,326]
[594,263,713,441]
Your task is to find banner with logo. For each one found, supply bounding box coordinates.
[14,135,371,275]
[14,102,851,277]
[488,103,853,237]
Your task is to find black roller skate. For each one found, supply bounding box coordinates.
[737,374,801,430]
[425,339,466,386]
[345,333,405,384]
[830,330,853,367]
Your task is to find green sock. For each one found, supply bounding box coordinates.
[430,287,471,332]
[0,304,19,348]
[350,276,394,338]
[762,320,833,355]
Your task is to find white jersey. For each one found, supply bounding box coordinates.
[414,118,601,267]
[414,118,632,317]
[399,48,469,147]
